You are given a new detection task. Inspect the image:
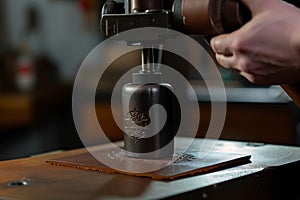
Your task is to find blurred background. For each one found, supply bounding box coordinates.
[0,0,102,160]
[0,0,300,161]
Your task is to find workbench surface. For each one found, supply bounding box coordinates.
[0,138,300,200]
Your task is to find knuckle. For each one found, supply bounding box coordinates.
[237,59,252,73]
[232,36,248,53]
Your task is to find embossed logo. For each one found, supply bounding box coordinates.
[124,108,150,141]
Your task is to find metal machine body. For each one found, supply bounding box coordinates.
[101,0,300,37]
[100,0,300,158]
[100,0,250,37]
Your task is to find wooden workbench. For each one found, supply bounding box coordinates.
[0,138,300,200]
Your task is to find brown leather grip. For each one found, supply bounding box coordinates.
[181,0,216,35]
[281,83,300,108]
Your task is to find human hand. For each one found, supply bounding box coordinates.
[210,0,300,85]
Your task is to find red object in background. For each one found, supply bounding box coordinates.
[18,64,33,74]
[15,56,36,92]
[79,0,93,11]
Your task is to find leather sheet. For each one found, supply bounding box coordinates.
[46,148,251,181]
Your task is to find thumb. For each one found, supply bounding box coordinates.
[210,33,234,55]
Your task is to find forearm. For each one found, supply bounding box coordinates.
[292,19,300,69]
[288,3,300,70]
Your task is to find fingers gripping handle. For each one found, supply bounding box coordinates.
[176,0,300,107]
